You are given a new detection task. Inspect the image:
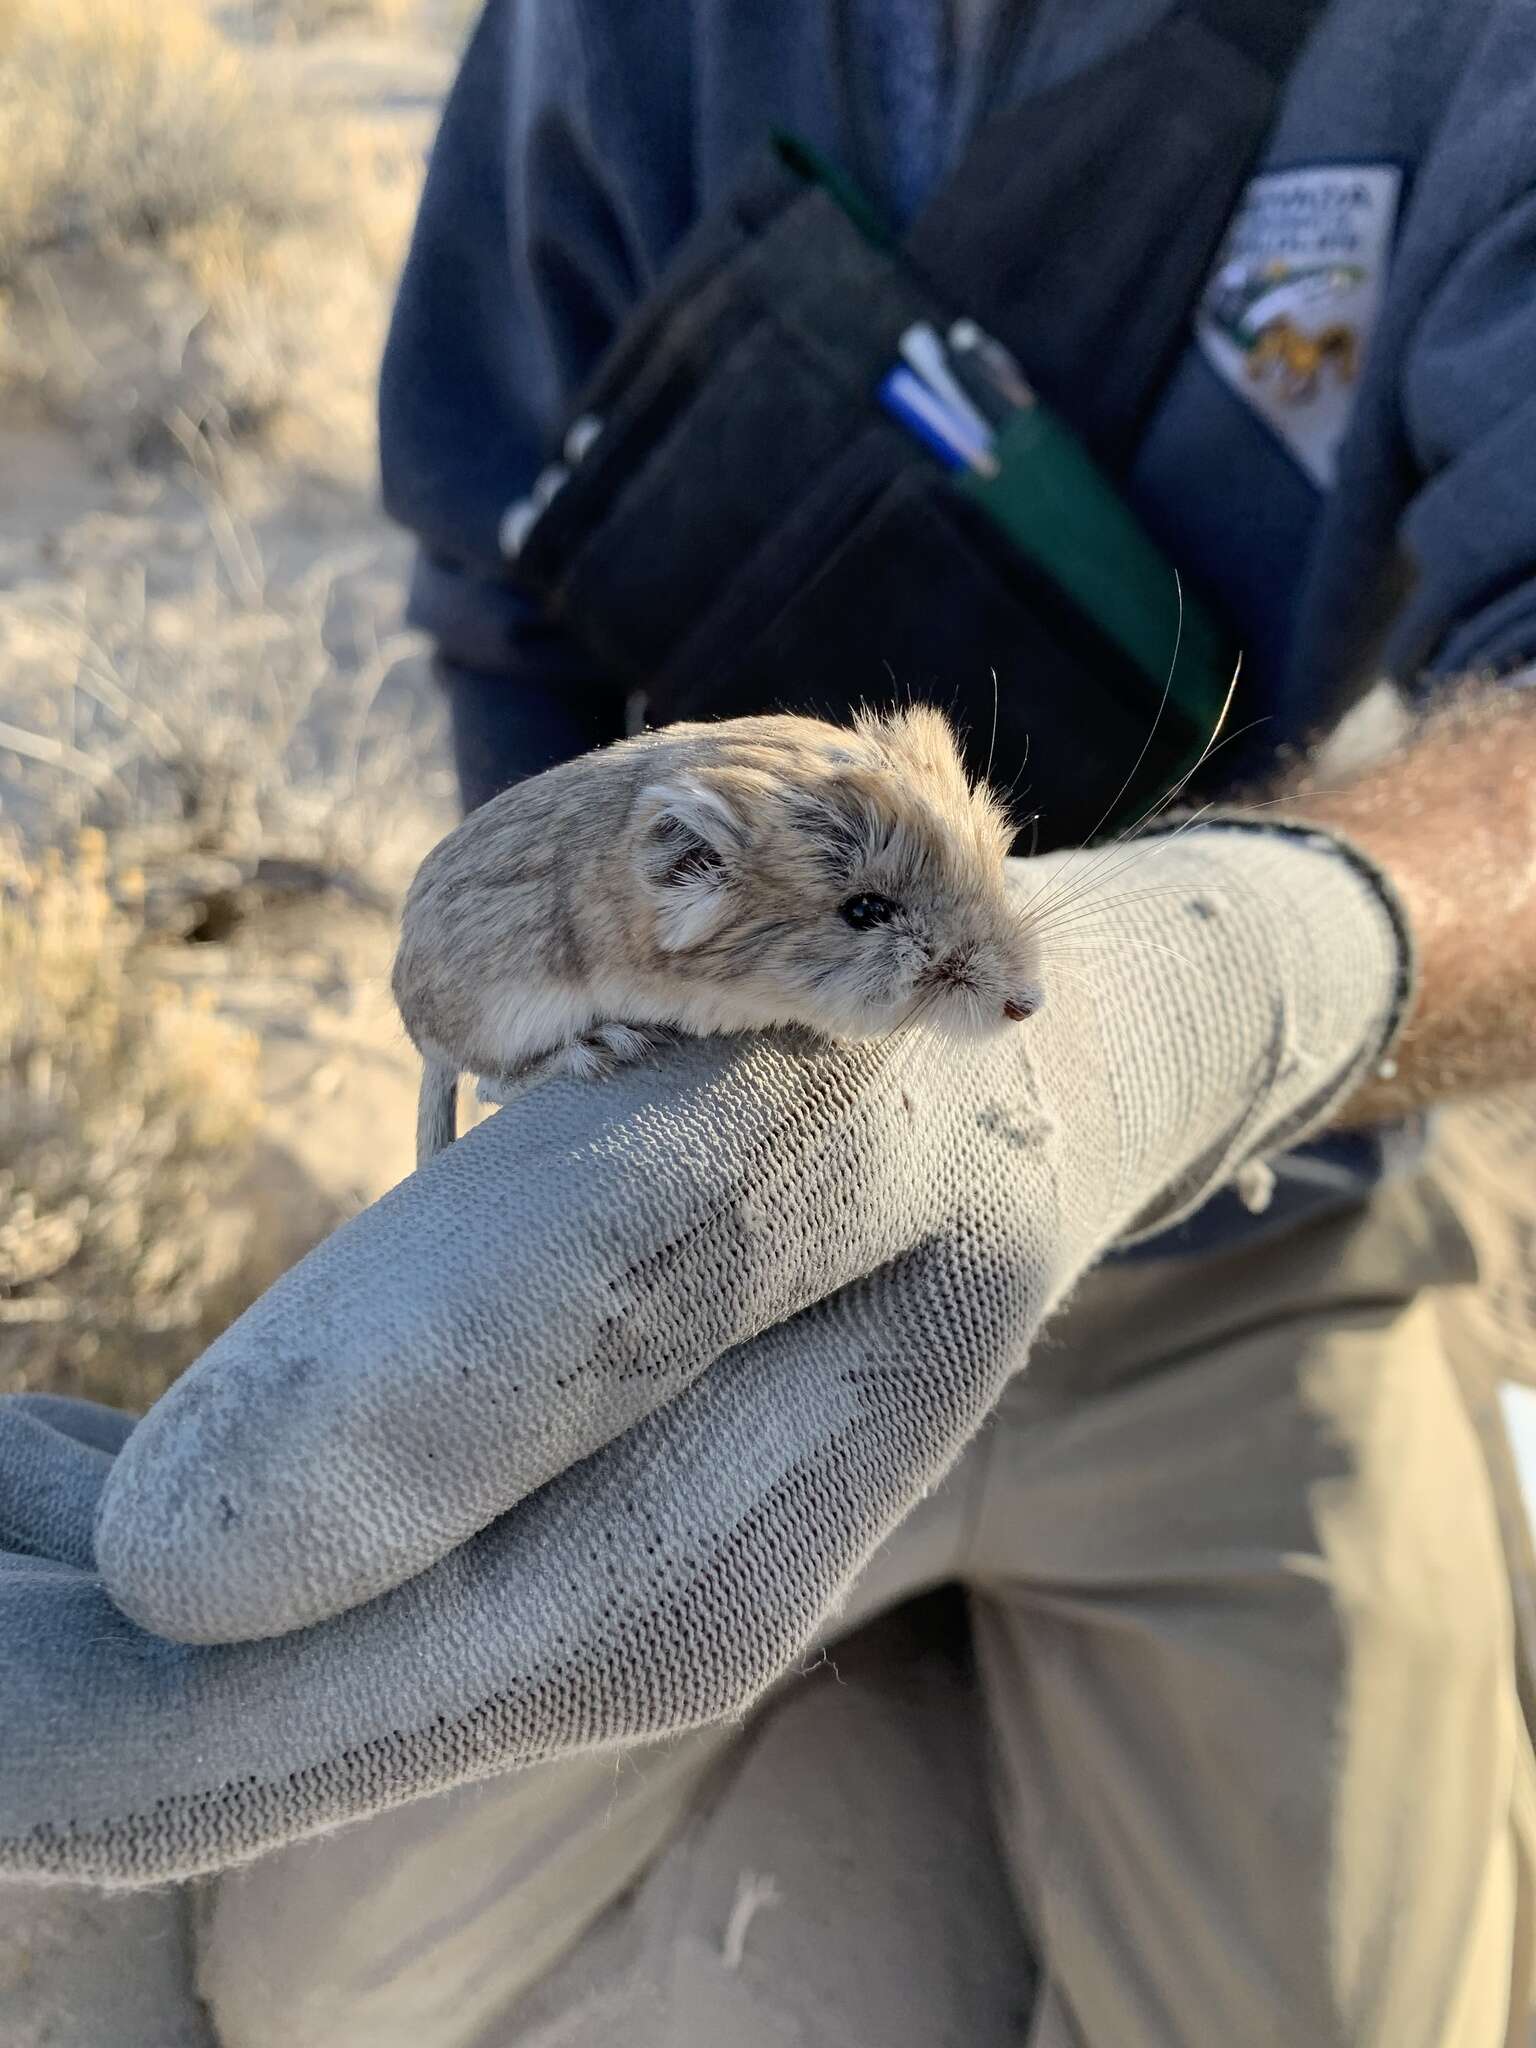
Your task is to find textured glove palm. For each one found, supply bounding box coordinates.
[0,823,1408,1883]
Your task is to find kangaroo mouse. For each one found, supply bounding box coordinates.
[393,707,1044,1163]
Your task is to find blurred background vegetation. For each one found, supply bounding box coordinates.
[0,0,462,1407]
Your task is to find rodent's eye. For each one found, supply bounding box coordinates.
[839,893,899,932]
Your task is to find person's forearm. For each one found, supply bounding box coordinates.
[1258,680,1536,1125]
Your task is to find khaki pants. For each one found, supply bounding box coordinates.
[198,1174,1536,2048]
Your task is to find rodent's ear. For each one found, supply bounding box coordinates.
[635,780,743,951]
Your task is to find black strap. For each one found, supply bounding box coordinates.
[903,0,1330,465]
[1190,0,1328,80]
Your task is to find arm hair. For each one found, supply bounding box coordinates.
[1256,678,1536,1125]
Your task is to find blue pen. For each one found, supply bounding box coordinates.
[898,322,995,448]
[877,366,997,476]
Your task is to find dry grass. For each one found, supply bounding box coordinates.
[0,0,309,283]
[0,0,448,1408]
[241,0,421,41]
[169,118,422,464]
[0,0,420,471]
[0,537,448,1408]
[0,827,266,1408]
[0,542,442,909]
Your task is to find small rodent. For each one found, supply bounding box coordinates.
[394,706,1044,1163]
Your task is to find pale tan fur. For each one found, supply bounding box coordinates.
[393,709,1043,1147]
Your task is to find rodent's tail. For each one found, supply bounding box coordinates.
[416,1058,459,1166]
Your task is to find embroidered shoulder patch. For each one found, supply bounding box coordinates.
[1196,163,1402,488]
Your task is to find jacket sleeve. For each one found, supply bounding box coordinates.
[1386,55,1536,689]
[378,0,689,767]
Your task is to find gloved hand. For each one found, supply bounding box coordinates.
[0,821,1410,1886]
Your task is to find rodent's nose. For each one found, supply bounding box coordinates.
[1003,995,1039,1023]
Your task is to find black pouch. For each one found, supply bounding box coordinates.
[505,0,1325,849]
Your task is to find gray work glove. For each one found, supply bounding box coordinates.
[0,822,1410,1887]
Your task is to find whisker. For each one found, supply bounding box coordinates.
[1009,652,1247,931]
[1073,566,1185,857]
[1040,935,1206,976]
[1015,960,1099,999]
[1025,781,1327,929]
[1011,793,1211,925]
[1013,791,1239,928]
[991,728,1032,815]
[1035,906,1206,942]
[1029,906,1207,946]
[868,982,948,1064]
[1093,649,1247,848]
[1025,882,1217,928]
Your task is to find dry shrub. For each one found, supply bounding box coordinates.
[0,0,446,1409]
[166,118,422,464]
[0,827,266,1408]
[0,543,448,1409]
[0,0,417,471]
[0,550,446,910]
[0,0,310,283]
[245,0,420,40]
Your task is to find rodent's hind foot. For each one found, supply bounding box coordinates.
[490,1023,671,1095]
[550,1022,670,1081]
[473,1070,525,1110]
